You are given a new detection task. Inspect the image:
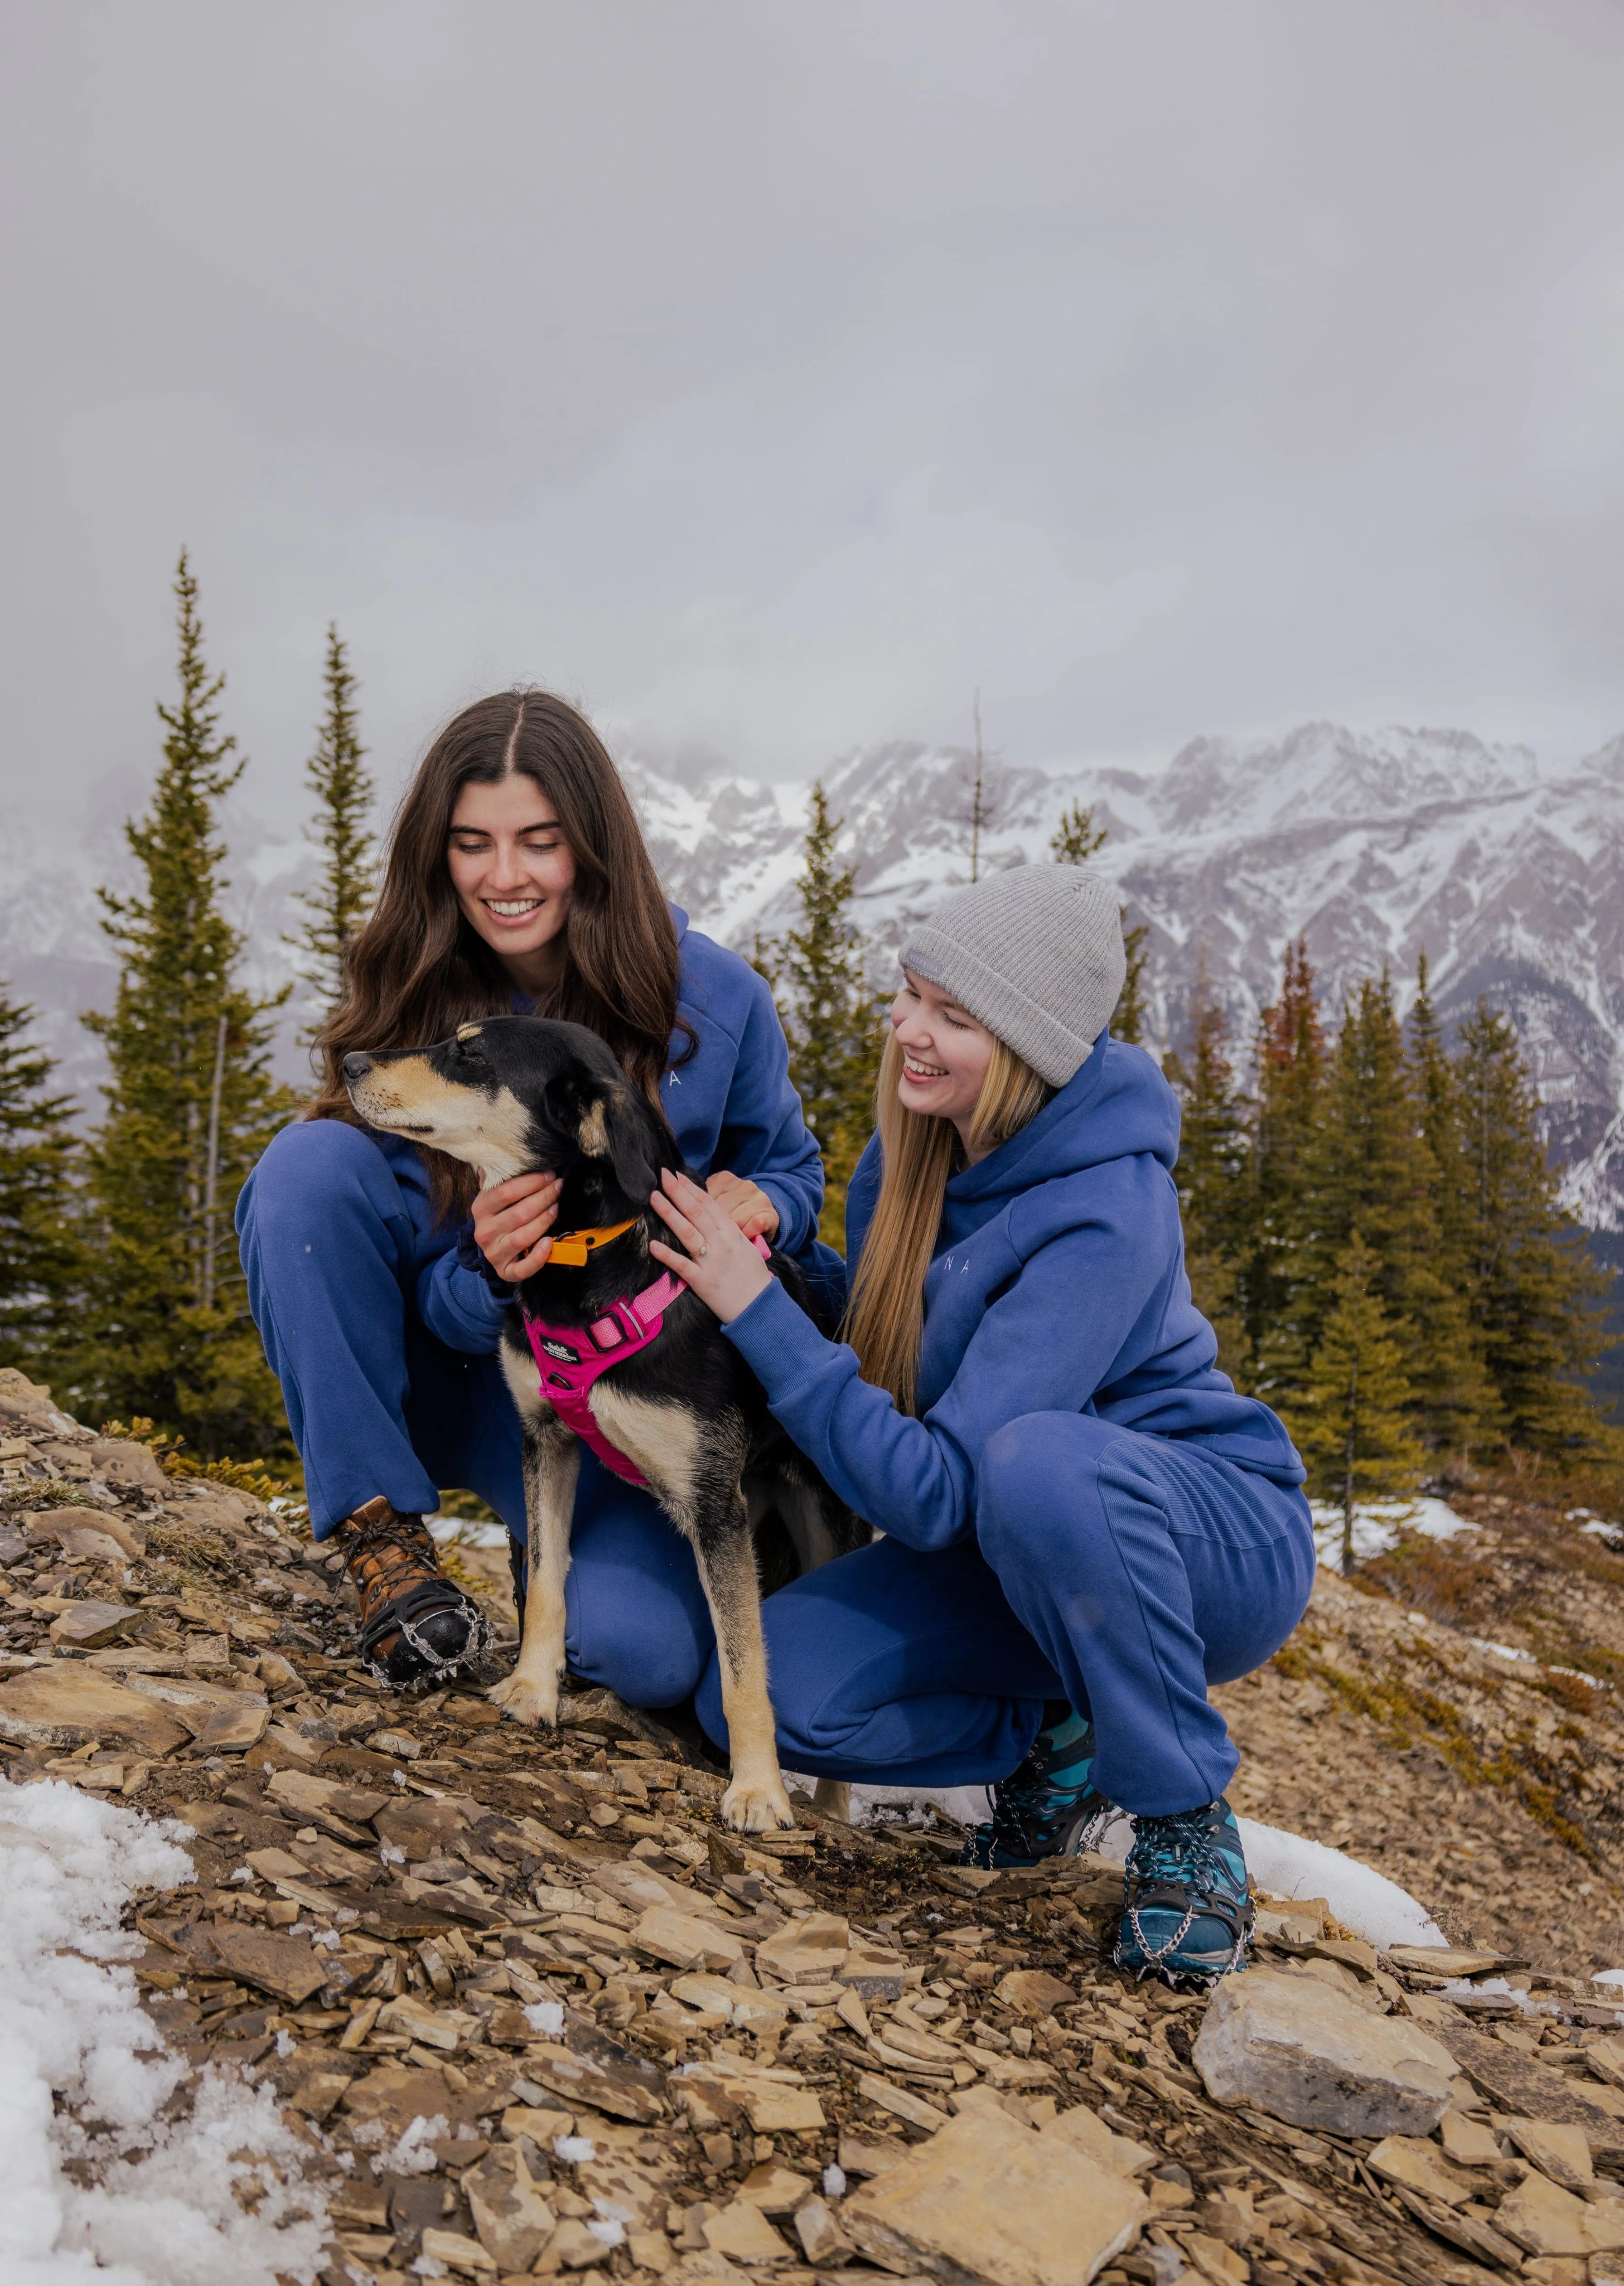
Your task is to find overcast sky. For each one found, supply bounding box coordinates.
[5,0,1624,836]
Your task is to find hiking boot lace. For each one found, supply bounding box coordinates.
[1117,1804,1251,1981]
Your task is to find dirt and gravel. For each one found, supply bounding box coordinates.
[8,1364,1624,2286]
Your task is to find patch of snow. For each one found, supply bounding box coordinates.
[429,1513,510,1551]
[1467,1637,1537,1664]
[587,2218,625,2247]
[555,2135,596,2164]
[0,1775,328,2284]
[837,1780,992,1830]
[1310,1497,1475,1569]
[1236,1817,1448,1950]
[523,2000,565,2038]
[822,2164,846,2200]
[1434,1976,1566,2018]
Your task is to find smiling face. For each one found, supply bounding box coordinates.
[889,969,998,1134]
[447,773,578,993]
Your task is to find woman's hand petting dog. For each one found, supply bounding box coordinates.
[649,1167,777,1322]
[476,1165,778,1286]
[473,1172,562,1281]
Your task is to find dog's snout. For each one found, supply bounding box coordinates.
[342,1053,374,1084]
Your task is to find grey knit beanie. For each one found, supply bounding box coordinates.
[899,864,1127,1086]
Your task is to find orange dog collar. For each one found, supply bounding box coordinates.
[547,1217,638,1268]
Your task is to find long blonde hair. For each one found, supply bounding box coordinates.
[844,1029,1054,1412]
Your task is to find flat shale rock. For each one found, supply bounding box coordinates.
[1192,1966,1459,2136]
[1434,2024,1624,2152]
[0,1663,189,1753]
[340,2061,486,2136]
[520,2040,668,2122]
[47,1598,147,1648]
[207,1921,332,2005]
[841,2108,1147,2286]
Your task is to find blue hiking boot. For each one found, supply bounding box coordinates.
[961,1704,1114,1869]
[1113,1797,1253,1983]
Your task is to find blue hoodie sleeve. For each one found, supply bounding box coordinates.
[720,1168,1187,1550]
[711,965,824,1257]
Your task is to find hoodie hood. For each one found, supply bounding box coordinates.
[944,1035,1178,1214]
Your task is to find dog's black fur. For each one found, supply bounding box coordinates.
[343,1013,868,1829]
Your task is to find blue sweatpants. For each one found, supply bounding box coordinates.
[238,1117,720,1706]
[696,1414,1315,1818]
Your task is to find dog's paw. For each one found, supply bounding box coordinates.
[720,1776,797,1834]
[487,1671,560,1729]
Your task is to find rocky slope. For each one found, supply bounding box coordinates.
[10,1368,1624,2284]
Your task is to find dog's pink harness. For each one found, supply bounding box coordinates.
[522,1236,772,1490]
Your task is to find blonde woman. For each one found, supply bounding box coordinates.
[648,865,1314,1983]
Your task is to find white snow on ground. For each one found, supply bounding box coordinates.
[0,1777,328,2285]
[1310,1496,1475,1569]
[1235,1819,1448,1950]
[825,1781,1448,1953]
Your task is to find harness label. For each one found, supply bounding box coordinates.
[537,1337,580,1363]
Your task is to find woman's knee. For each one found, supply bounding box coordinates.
[242,1117,395,1232]
[977,1412,1122,1564]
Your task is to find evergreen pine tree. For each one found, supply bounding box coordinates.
[1050,802,1107,865]
[1285,1231,1426,1574]
[72,552,298,1455]
[1049,800,1150,1043]
[1450,1000,1611,1454]
[1242,941,1327,1395]
[0,989,82,1370]
[760,783,884,1245]
[1162,967,1247,1375]
[290,624,374,1034]
[1290,971,1490,1456]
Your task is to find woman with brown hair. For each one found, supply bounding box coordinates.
[644,864,1315,1986]
[236,690,821,1692]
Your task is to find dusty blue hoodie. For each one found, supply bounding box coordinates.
[721,1034,1304,1552]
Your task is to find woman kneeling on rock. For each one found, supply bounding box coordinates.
[644,864,1316,1984]
[237,690,823,1698]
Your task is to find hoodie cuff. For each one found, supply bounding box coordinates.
[455,1216,516,1300]
[720,1274,833,1399]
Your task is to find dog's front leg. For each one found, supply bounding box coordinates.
[693,1491,796,1834]
[488,1415,579,1730]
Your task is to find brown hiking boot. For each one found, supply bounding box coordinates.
[333,1497,491,1687]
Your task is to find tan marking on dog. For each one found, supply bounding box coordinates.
[577,1097,610,1156]
[586,1387,702,1506]
[347,1058,534,1184]
[489,1400,579,1732]
[693,1508,795,1832]
[456,1022,483,1041]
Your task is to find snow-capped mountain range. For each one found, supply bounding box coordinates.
[6,721,1623,1230]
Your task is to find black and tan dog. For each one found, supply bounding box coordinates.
[343,1015,866,1832]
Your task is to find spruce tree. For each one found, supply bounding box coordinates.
[1050,802,1107,865]
[761,783,884,1244]
[1049,799,1150,1043]
[1291,971,1490,1455]
[1242,941,1327,1395]
[1162,969,1247,1375]
[0,989,81,1370]
[72,552,298,1455]
[291,623,374,1033]
[1450,1000,1610,1454]
[1286,1231,1426,1574]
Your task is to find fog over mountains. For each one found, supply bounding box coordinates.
[7,721,1623,1232]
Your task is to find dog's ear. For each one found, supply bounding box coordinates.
[576,1080,663,1208]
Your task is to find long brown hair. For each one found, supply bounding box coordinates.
[311,689,691,1219]
[843,1030,1053,1412]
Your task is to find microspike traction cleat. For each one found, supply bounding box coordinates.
[333,1496,493,1688]
[1113,1796,1253,1985]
